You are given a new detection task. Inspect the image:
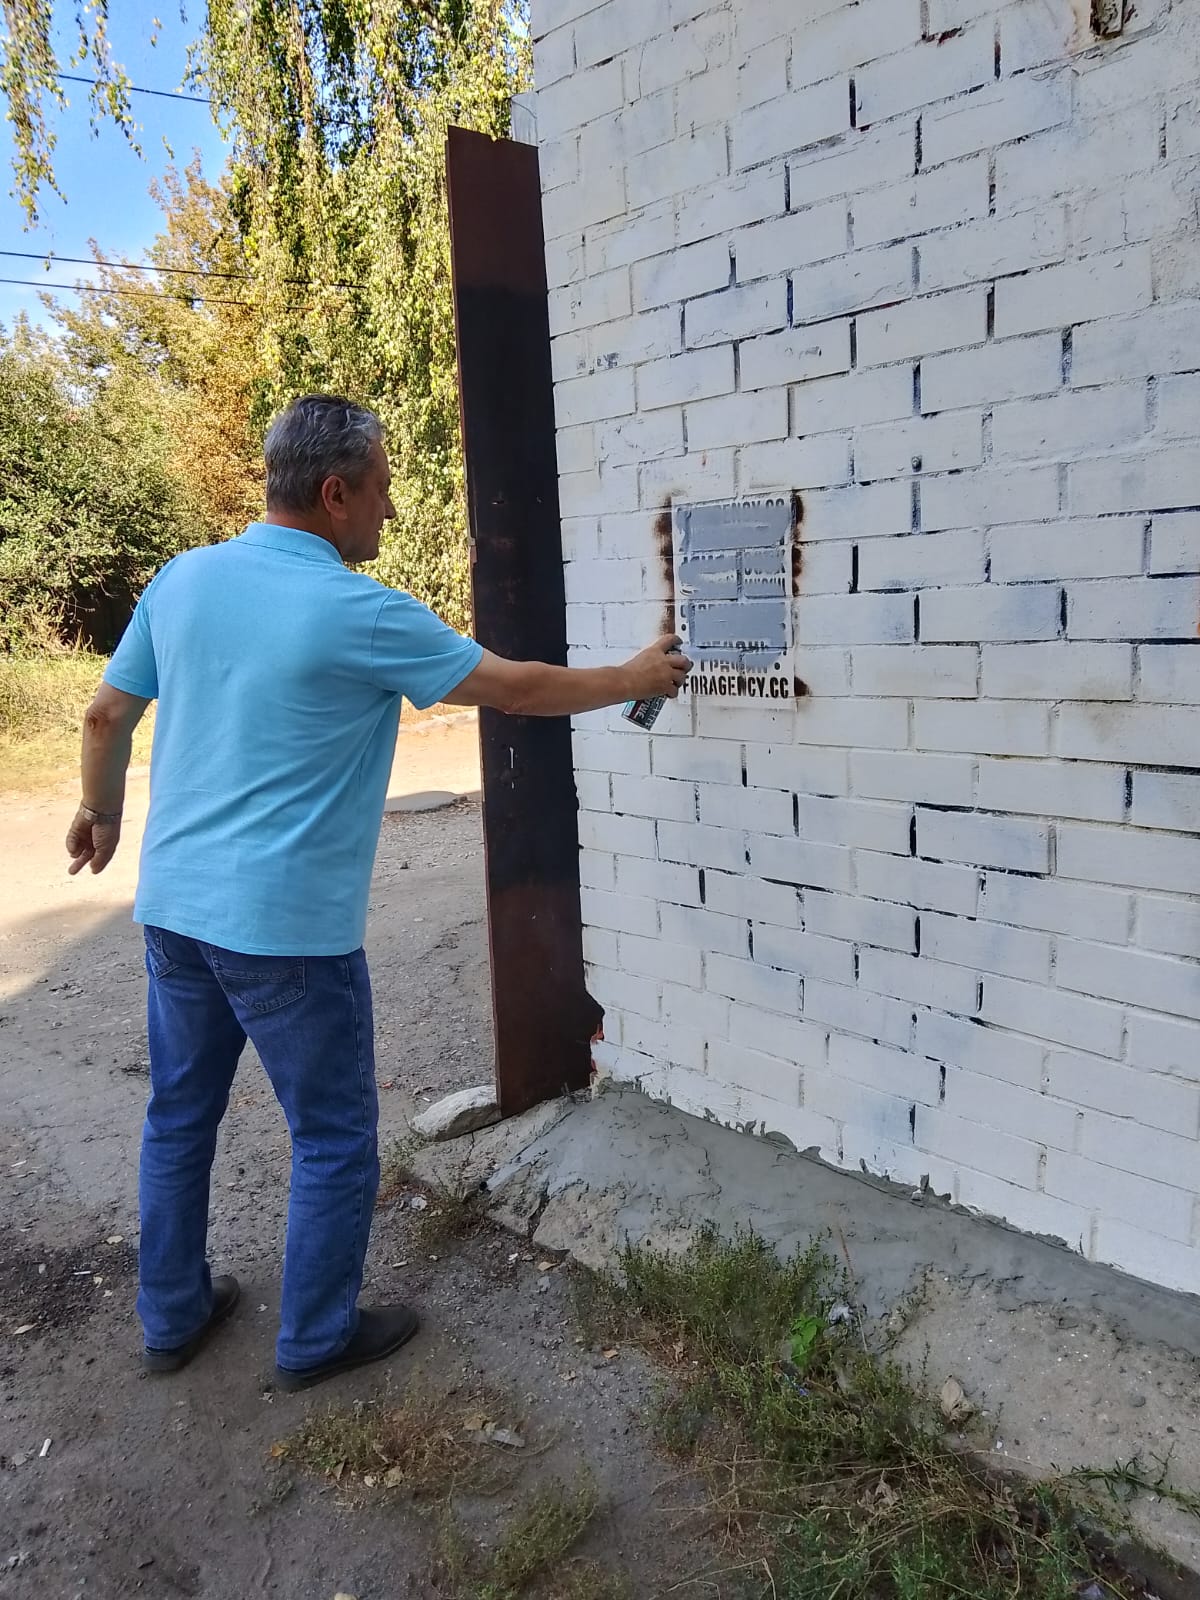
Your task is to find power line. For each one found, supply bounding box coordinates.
[0,274,316,310]
[55,72,212,106]
[0,249,360,291]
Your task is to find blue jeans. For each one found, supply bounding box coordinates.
[139,925,380,1370]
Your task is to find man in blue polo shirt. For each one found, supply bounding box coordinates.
[66,393,689,1391]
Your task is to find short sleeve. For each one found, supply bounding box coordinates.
[104,584,159,700]
[369,592,483,709]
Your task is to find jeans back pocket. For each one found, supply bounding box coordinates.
[212,953,307,1015]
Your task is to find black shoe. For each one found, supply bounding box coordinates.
[143,1274,241,1374]
[274,1305,420,1393]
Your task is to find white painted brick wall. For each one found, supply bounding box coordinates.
[532,0,1200,1293]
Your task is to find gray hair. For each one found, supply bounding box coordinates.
[263,394,384,510]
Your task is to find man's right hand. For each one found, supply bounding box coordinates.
[623,635,692,701]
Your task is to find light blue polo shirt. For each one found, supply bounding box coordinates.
[104,522,483,956]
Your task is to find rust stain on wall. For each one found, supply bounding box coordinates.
[655,501,676,633]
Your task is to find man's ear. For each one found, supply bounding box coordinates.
[320,474,349,518]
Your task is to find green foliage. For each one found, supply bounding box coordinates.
[0,322,209,652]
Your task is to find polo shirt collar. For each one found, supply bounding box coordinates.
[239,522,344,565]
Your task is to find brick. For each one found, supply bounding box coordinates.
[700,782,791,835]
[917,1106,1044,1189]
[598,408,684,467]
[746,741,851,796]
[955,1171,1090,1251]
[611,773,696,823]
[1057,822,1200,895]
[1149,514,1200,578]
[676,167,786,247]
[737,199,848,282]
[589,305,682,366]
[618,930,701,988]
[740,321,853,391]
[579,849,616,890]
[790,0,922,86]
[588,965,662,1025]
[633,238,730,312]
[856,156,989,250]
[660,899,748,958]
[675,67,738,139]
[850,644,977,698]
[858,415,983,481]
[653,736,741,785]
[726,1004,828,1068]
[658,818,746,872]
[754,922,855,985]
[807,1071,917,1148]
[574,728,651,775]
[640,5,730,91]
[915,1009,1046,1090]
[977,757,1126,824]
[990,520,1146,585]
[627,125,730,211]
[1058,937,1200,1022]
[856,25,994,123]
[532,22,576,88]
[640,446,738,506]
[1044,1149,1195,1245]
[798,795,911,854]
[922,333,1062,412]
[1131,771,1200,834]
[796,545,856,596]
[858,287,987,368]
[707,952,802,1014]
[922,468,1061,533]
[856,851,981,916]
[1091,1221,1200,1299]
[536,58,623,143]
[831,1031,942,1105]
[1135,892,1200,960]
[920,583,1061,644]
[1072,449,1200,518]
[851,749,976,807]
[1067,577,1200,641]
[686,389,788,452]
[555,366,636,428]
[750,832,854,893]
[1047,1050,1200,1138]
[576,768,612,812]
[589,207,674,275]
[994,111,1161,213]
[794,696,910,748]
[922,69,1072,166]
[706,870,801,927]
[1060,703,1200,772]
[860,947,980,1013]
[741,433,852,492]
[1154,374,1200,443]
[615,855,702,907]
[993,387,1148,463]
[919,207,1068,294]
[1138,644,1200,704]
[733,77,850,171]
[638,346,735,411]
[982,973,1124,1058]
[686,280,788,347]
[737,40,789,113]
[791,243,915,326]
[577,808,657,859]
[801,480,913,541]
[788,123,918,209]
[792,367,914,436]
[997,249,1154,339]
[661,979,730,1038]
[982,643,1134,702]
[860,529,986,592]
[914,699,1051,757]
[1073,304,1200,387]
[802,977,914,1050]
[582,923,619,969]
[922,911,1053,983]
[616,88,676,157]
[918,807,1050,874]
[794,590,914,646]
[580,886,660,938]
[564,557,646,605]
[1127,1011,1200,1079]
[805,889,917,953]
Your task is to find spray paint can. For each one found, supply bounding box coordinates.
[622,646,682,731]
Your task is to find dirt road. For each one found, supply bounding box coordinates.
[0,718,695,1598]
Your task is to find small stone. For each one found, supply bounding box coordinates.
[1127,1392,1147,1409]
[410,1085,500,1142]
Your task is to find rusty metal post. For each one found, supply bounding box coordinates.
[445,125,602,1117]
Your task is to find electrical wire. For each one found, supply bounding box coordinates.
[0,274,318,310]
[55,72,212,106]
[0,249,360,291]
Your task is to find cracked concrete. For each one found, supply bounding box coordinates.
[410,1084,1200,1580]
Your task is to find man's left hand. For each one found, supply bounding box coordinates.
[66,809,122,876]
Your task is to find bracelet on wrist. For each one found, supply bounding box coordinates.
[80,803,123,825]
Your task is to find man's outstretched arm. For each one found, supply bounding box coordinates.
[444,634,691,717]
[66,683,151,876]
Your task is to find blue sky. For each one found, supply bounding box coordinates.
[0,5,227,332]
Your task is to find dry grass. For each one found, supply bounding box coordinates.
[0,651,154,791]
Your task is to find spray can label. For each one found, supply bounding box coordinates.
[622,694,667,730]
